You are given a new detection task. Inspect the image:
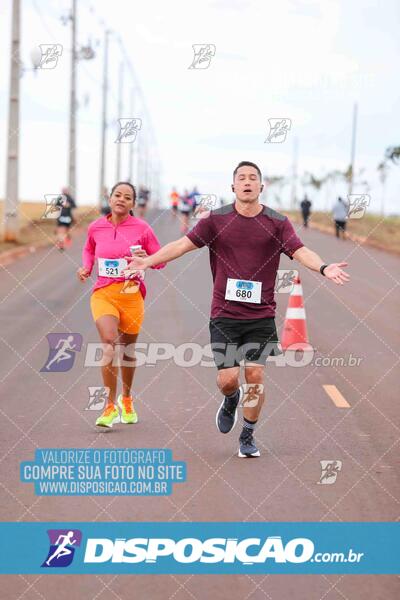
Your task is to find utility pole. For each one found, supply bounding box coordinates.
[290,136,298,211]
[152,158,160,207]
[128,88,135,182]
[136,121,142,188]
[4,0,20,242]
[115,35,161,197]
[115,61,124,182]
[99,29,109,208]
[68,0,77,196]
[143,132,149,190]
[147,143,151,192]
[348,102,358,196]
[378,161,388,216]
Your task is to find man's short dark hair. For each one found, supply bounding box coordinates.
[233,161,262,181]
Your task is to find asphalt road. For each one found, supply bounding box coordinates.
[0,209,399,599]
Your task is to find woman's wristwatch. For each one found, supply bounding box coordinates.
[320,264,329,276]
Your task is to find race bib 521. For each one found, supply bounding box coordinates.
[98,258,127,278]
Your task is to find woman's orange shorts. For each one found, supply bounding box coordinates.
[90,282,144,334]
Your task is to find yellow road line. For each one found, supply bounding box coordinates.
[323,385,350,408]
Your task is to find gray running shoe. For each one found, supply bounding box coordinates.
[216,388,242,434]
[238,427,260,458]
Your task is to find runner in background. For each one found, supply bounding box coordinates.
[189,186,200,216]
[300,194,312,228]
[169,187,180,217]
[178,188,192,233]
[77,181,165,429]
[136,185,150,219]
[332,196,348,239]
[55,187,76,251]
[100,186,111,216]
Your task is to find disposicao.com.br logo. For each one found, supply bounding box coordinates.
[83,536,363,565]
[1,522,394,574]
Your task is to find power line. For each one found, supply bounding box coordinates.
[31,0,64,41]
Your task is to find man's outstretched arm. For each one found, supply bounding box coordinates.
[292,246,350,285]
[124,236,198,272]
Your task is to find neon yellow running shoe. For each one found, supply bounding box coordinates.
[95,403,120,428]
[117,394,138,424]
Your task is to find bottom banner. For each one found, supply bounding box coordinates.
[0,522,398,574]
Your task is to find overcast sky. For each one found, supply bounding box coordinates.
[0,0,399,213]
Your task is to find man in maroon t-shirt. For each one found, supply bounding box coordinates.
[124,161,350,458]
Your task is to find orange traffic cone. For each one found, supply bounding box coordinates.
[281,275,313,352]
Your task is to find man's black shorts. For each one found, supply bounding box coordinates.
[209,317,282,370]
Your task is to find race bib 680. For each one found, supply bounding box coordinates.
[225,278,262,304]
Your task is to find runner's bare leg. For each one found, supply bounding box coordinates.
[95,315,120,404]
[243,365,265,421]
[119,332,138,397]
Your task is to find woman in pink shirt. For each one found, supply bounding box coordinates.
[77,182,165,428]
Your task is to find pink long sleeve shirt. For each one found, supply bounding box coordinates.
[82,214,165,299]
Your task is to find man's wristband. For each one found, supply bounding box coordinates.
[320,264,329,276]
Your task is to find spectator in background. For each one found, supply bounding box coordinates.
[300,194,312,228]
[332,196,348,239]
